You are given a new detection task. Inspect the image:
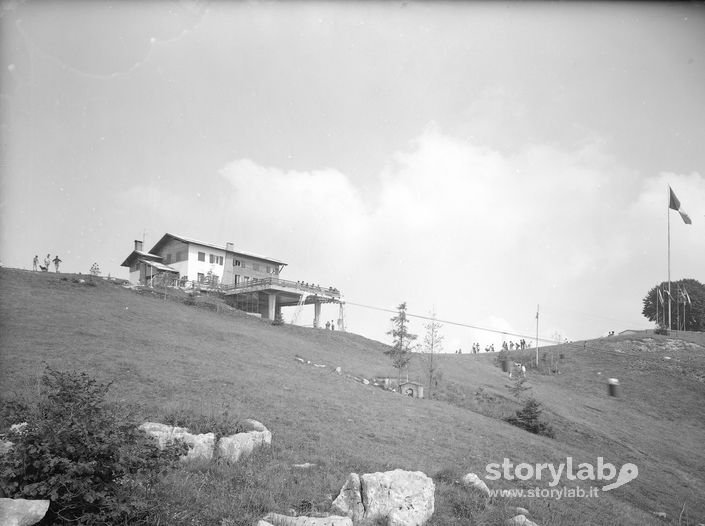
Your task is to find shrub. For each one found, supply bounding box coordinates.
[0,368,186,525]
[504,397,555,438]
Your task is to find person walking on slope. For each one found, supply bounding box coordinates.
[43,254,51,272]
[52,255,62,273]
[33,255,39,271]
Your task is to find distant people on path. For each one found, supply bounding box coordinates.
[41,254,50,272]
[33,255,39,271]
[521,364,526,377]
[330,320,335,331]
[53,255,62,272]
[325,320,331,330]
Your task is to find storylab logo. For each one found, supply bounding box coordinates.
[486,457,638,492]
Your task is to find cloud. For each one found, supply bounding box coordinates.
[125,125,704,345]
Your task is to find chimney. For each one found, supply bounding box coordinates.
[134,240,143,252]
[225,242,234,252]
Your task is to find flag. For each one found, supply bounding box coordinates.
[684,288,692,306]
[669,187,692,224]
[657,288,664,305]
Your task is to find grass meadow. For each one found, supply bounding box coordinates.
[1,268,704,525]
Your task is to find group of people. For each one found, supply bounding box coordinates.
[454,340,531,354]
[502,339,528,351]
[324,320,337,330]
[33,254,62,273]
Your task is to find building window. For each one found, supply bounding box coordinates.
[266,265,271,274]
[198,252,205,262]
[197,272,205,282]
[165,254,172,264]
[234,259,241,267]
[175,251,186,262]
[209,255,223,265]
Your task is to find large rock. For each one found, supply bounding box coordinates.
[217,420,272,462]
[332,469,435,526]
[138,422,215,461]
[263,513,353,526]
[331,473,364,523]
[460,473,490,497]
[0,498,50,526]
[506,515,538,526]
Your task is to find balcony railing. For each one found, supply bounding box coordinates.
[221,277,341,297]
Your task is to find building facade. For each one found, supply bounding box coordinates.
[121,233,286,287]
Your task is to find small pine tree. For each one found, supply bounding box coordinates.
[504,397,555,438]
[385,302,417,387]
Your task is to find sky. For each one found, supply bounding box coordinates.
[1,1,704,351]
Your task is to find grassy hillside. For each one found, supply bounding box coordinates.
[1,268,703,525]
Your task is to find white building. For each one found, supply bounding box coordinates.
[120,233,286,287]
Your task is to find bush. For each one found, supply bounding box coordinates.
[0,368,186,525]
[504,397,555,438]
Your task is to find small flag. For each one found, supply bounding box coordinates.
[684,288,692,306]
[657,288,664,305]
[669,187,692,224]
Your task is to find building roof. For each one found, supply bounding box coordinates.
[139,259,179,273]
[150,233,287,266]
[120,250,164,268]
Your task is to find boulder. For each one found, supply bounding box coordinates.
[263,513,353,526]
[332,469,435,526]
[181,432,215,460]
[0,498,50,526]
[460,473,490,497]
[138,422,214,460]
[217,421,271,462]
[506,515,538,526]
[331,473,364,523]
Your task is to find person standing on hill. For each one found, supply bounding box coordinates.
[33,255,39,271]
[52,255,62,273]
[43,254,51,271]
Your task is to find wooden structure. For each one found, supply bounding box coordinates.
[399,381,424,399]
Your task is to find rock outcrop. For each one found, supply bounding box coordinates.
[138,422,215,461]
[460,472,490,497]
[331,469,435,526]
[506,515,538,526]
[262,513,352,526]
[217,419,271,462]
[0,498,50,526]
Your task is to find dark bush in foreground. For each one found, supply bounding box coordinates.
[504,397,555,438]
[0,368,186,525]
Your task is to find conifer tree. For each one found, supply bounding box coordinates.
[385,302,417,387]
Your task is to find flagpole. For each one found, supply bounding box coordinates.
[535,304,539,367]
[668,187,672,332]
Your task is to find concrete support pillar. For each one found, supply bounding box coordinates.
[267,293,276,321]
[313,302,321,328]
